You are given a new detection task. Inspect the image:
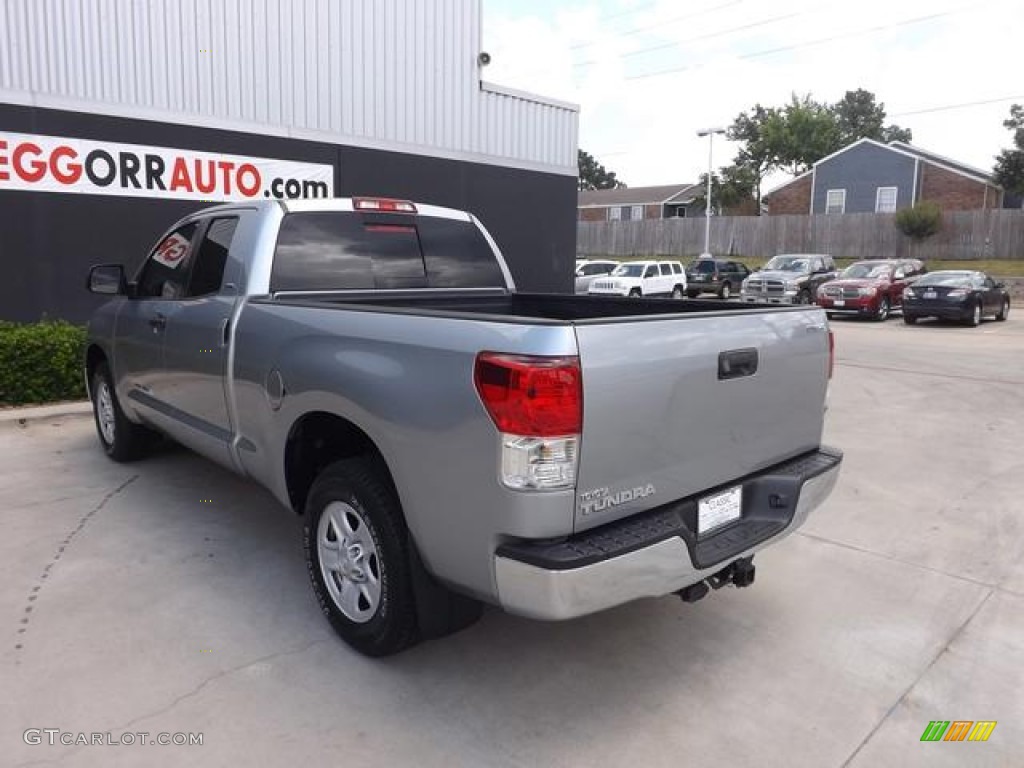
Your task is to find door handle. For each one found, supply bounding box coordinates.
[719,348,758,380]
[149,314,167,332]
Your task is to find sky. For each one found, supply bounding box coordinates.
[482,0,1024,192]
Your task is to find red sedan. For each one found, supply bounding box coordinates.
[815,259,925,321]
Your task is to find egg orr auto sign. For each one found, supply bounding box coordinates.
[0,131,334,202]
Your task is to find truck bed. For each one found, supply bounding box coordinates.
[262,291,814,324]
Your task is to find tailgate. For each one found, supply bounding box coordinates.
[573,308,830,532]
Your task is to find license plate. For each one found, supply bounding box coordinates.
[833,300,845,307]
[924,291,937,299]
[698,485,743,535]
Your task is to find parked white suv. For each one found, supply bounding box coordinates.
[588,260,687,298]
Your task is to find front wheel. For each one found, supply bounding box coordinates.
[966,301,982,327]
[719,282,732,299]
[874,296,890,322]
[304,458,419,657]
[796,289,812,305]
[629,288,642,298]
[686,290,699,299]
[91,361,156,462]
[996,299,1010,321]
[903,314,918,325]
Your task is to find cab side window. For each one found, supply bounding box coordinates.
[659,264,672,276]
[187,217,239,297]
[136,222,199,299]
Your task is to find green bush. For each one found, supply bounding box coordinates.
[894,201,943,241]
[0,321,88,405]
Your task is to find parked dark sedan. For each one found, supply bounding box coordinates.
[685,257,750,298]
[902,270,1010,326]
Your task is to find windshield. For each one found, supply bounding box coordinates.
[764,256,810,272]
[842,263,892,280]
[915,272,974,288]
[611,264,645,277]
[689,260,717,274]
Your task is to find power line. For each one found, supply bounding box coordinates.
[890,96,1024,117]
[570,0,743,51]
[625,7,968,81]
[574,9,811,68]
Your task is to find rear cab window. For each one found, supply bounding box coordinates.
[271,212,506,292]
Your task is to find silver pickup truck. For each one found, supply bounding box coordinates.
[85,197,842,656]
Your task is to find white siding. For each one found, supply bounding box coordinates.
[0,0,577,174]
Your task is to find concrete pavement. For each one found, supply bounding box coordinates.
[2,315,1022,767]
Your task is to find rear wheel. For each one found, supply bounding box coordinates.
[90,361,156,462]
[304,458,419,657]
[671,285,684,299]
[903,314,918,325]
[966,301,982,327]
[874,296,890,322]
[996,298,1010,321]
[719,282,732,299]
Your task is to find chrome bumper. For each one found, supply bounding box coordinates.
[495,455,841,621]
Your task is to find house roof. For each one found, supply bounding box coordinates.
[763,138,1000,201]
[762,170,813,200]
[578,183,699,207]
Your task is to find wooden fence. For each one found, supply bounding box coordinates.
[577,209,1024,261]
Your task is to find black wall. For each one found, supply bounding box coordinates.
[0,103,576,322]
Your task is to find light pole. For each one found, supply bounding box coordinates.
[696,127,726,258]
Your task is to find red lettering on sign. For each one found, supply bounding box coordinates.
[237,163,260,196]
[169,158,194,192]
[194,160,216,193]
[49,145,82,184]
[217,160,235,195]
[0,139,8,180]
[13,142,47,182]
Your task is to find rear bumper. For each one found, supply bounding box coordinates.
[494,447,842,620]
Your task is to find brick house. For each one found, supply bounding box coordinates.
[763,138,1004,215]
[578,184,702,222]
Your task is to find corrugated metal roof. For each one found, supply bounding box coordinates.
[579,183,698,207]
[0,0,578,175]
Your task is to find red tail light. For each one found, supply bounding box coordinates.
[353,197,417,213]
[828,329,835,379]
[474,353,582,436]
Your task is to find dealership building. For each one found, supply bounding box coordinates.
[0,0,579,321]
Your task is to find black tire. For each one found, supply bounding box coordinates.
[874,296,890,322]
[304,457,419,657]
[996,298,1010,321]
[686,290,699,299]
[90,361,155,462]
[629,288,642,297]
[903,314,918,325]
[796,289,812,305]
[966,300,982,327]
[719,282,732,299]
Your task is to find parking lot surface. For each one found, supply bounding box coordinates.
[3,314,1022,767]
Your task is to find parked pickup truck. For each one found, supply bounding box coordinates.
[85,198,842,656]
[741,254,838,305]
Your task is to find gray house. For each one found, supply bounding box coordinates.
[765,138,1004,215]
[578,184,702,222]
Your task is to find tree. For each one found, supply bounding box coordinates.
[832,89,912,147]
[727,105,781,211]
[692,164,758,214]
[895,201,942,241]
[771,93,841,176]
[993,103,1024,195]
[578,150,625,191]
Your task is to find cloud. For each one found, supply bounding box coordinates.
[484,0,1023,185]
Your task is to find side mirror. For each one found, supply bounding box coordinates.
[994,282,1005,290]
[87,264,127,295]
